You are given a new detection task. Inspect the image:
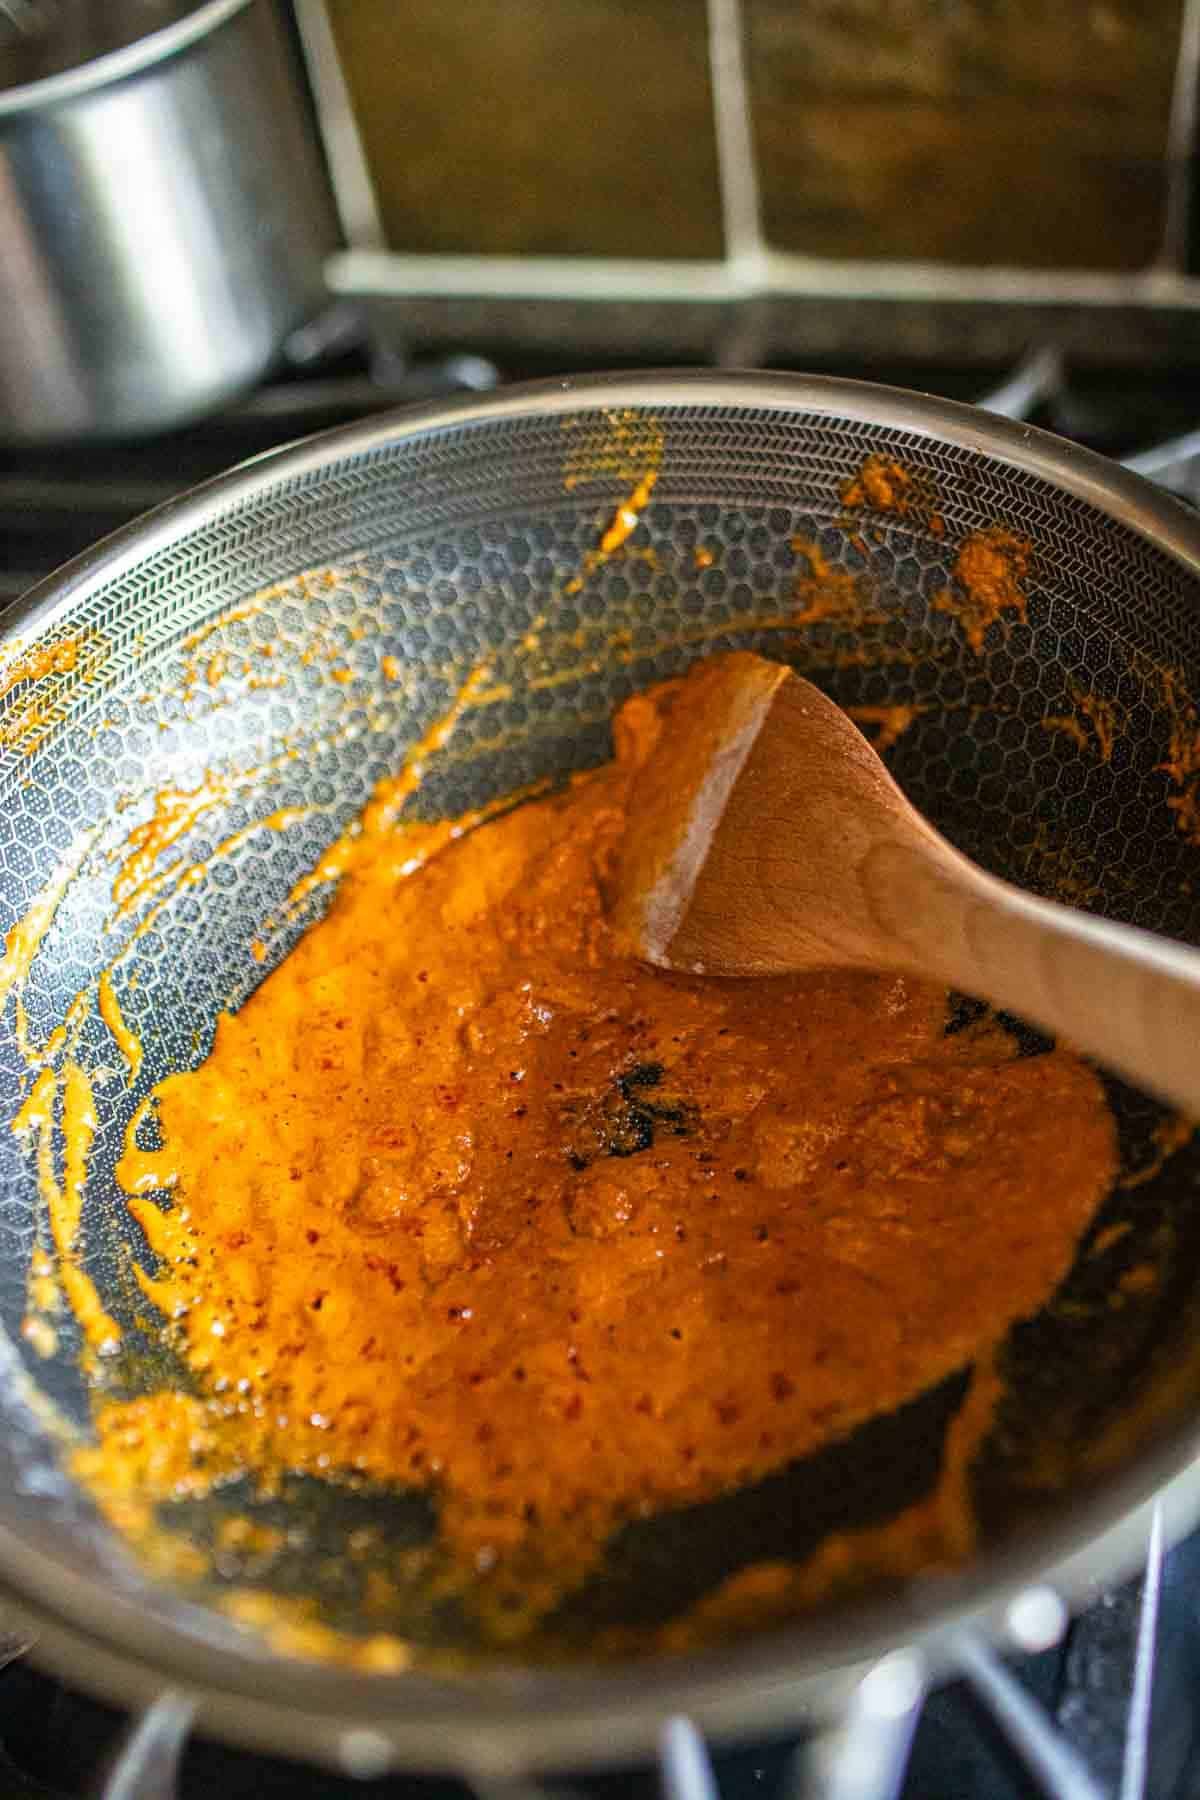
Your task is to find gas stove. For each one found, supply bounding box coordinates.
[3,322,1200,1800]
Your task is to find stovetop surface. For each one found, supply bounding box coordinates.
[3,328,1200,1798]
[0,1548,1193,1800]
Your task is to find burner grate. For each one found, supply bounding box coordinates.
[32,1498,1171,1800]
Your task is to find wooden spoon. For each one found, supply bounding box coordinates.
[613,651,1200,1118]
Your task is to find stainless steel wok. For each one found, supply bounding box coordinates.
[0,372,1198,1781]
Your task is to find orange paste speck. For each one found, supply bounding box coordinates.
[935,528,1032,655]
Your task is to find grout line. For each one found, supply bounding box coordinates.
[706,0,768,281]
[1159,0,1200,270]
[329,247,1200,307]
[293,0,387,252]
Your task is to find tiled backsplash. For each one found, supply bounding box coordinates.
[325,0,1182,270]
[325,0,723,259]
[748,0,1181,269]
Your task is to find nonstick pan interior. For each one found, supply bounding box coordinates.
[0,375,1199,1737]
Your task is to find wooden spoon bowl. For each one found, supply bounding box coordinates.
[614,652,1200,1118]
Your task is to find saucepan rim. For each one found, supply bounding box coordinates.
[0,0,253,122]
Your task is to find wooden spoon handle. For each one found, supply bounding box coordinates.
[862,839,1200,1118]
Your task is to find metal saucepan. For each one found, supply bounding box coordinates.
[1,372,1199,1780]
[0,0,336,444]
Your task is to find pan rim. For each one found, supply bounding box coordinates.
[14,369,1200,643]
[2,1421,1200,1776]
[5,367,1200,1771]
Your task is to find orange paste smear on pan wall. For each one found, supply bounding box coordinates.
[79,663,1117,1652]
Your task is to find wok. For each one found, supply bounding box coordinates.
[1,371,1200,1779]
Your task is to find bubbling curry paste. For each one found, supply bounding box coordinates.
[82,665,1117,1648]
